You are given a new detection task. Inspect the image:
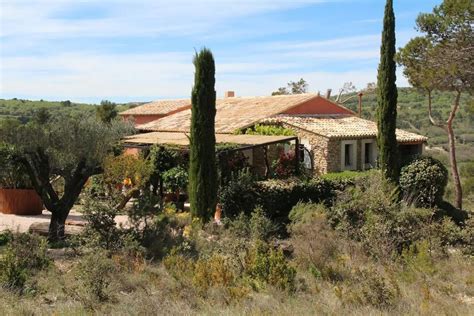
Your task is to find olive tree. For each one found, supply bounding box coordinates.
[1,115,134,241]
[397,0,473,209]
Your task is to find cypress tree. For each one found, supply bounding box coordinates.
[189,48,217,221]
[376,0,399,183]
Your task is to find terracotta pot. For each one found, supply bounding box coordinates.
[214,204,222,223]
[0,189,43,215]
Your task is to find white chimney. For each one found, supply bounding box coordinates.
[224,91,235,98]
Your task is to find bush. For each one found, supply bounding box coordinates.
[75,251,115,302]
[254,178,335,221]
[245,241,296,292]
[219,171,257,218]
[399,156,448,207]
[0,233,50,291]
[289,203,340,273]
[219,173,336,221]
[249,206,278,241]
[337,268,400,308]
[193,255,235,292]
[82,196,124,251]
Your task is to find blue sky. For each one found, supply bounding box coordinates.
[0,0,441,104]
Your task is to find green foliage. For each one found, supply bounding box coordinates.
[376,0,400,183]
[82,196,124,251]
[0,233,50,291]
[0,231,13,246]
[162,166,188,193]
[245,242,296,292]
[243,124,295,136]
[189,48,218,222]
[289,203,341,275]
[249,206,278,241]
[75,251,116,302]
[399,156,448,207]
[0,143,32,188]
[271,78,308,95]
[193,255,235,292]
[102,153,153,194]
[218,171,256,218]
[219,174,335,220]
[96,100,118,123]
[254,178,335,220]
[338,268,400,308]
[0,98,132,123]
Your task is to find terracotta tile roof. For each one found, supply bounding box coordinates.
[137,94,319,133]
[265,115,428,143]
[120,99,190,116]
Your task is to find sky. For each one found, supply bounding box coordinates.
[0,0,441,104]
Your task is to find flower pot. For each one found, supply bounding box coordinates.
[0,189,43,215]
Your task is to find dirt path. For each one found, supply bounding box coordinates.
[0,210,129,233]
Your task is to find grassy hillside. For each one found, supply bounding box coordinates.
[0,98,139,123]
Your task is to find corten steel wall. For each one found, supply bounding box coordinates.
[121,114,164,125]
[0,189,43,215]
[282,97,354,115]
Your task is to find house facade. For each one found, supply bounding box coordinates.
[121,92,427,175]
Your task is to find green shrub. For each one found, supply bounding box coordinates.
[75,251,116,302]
[337,268,400,308]
[0,230,12,246]
[219,173,336,221]
[326,173,438,258]
[399,156,448,207]
[245,242,296,292]
[82,196,124,251]
[219,171,257,218]
[0,233,50,291]
[254,178,335,221]
[193,254,235,292]
[249,206,278,241]
[289,203,340,273]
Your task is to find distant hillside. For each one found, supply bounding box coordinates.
[0,98,139,123]
[340,87,474,162]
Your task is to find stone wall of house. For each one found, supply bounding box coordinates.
[279,124,333,175]
[252,147,267,177]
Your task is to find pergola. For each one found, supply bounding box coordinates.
[122,131,300,176]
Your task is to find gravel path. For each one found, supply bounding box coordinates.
[0,210,129,233]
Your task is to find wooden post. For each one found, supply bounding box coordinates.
[263,146,270,178]
[294,138,300,176]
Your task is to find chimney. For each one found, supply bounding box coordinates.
[358,92,364,117]
[325,89,332,99]
[224,91,235,98]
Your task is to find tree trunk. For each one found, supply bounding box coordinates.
[48,209,68,242]
[447,120,463,209]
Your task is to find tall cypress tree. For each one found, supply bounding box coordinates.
[377,0,399,183]
[189,48,217,221]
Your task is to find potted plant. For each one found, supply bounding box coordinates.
[0,143,43,215]
[162,166,188,210]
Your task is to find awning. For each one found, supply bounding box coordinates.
[123,132,297,149]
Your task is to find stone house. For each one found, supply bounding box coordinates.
[122,92,427,175]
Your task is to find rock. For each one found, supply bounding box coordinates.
[28,222,84,237]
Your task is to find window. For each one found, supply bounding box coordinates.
[344,144,352,166]
[364,142,372,164]
[340,140,357,171]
